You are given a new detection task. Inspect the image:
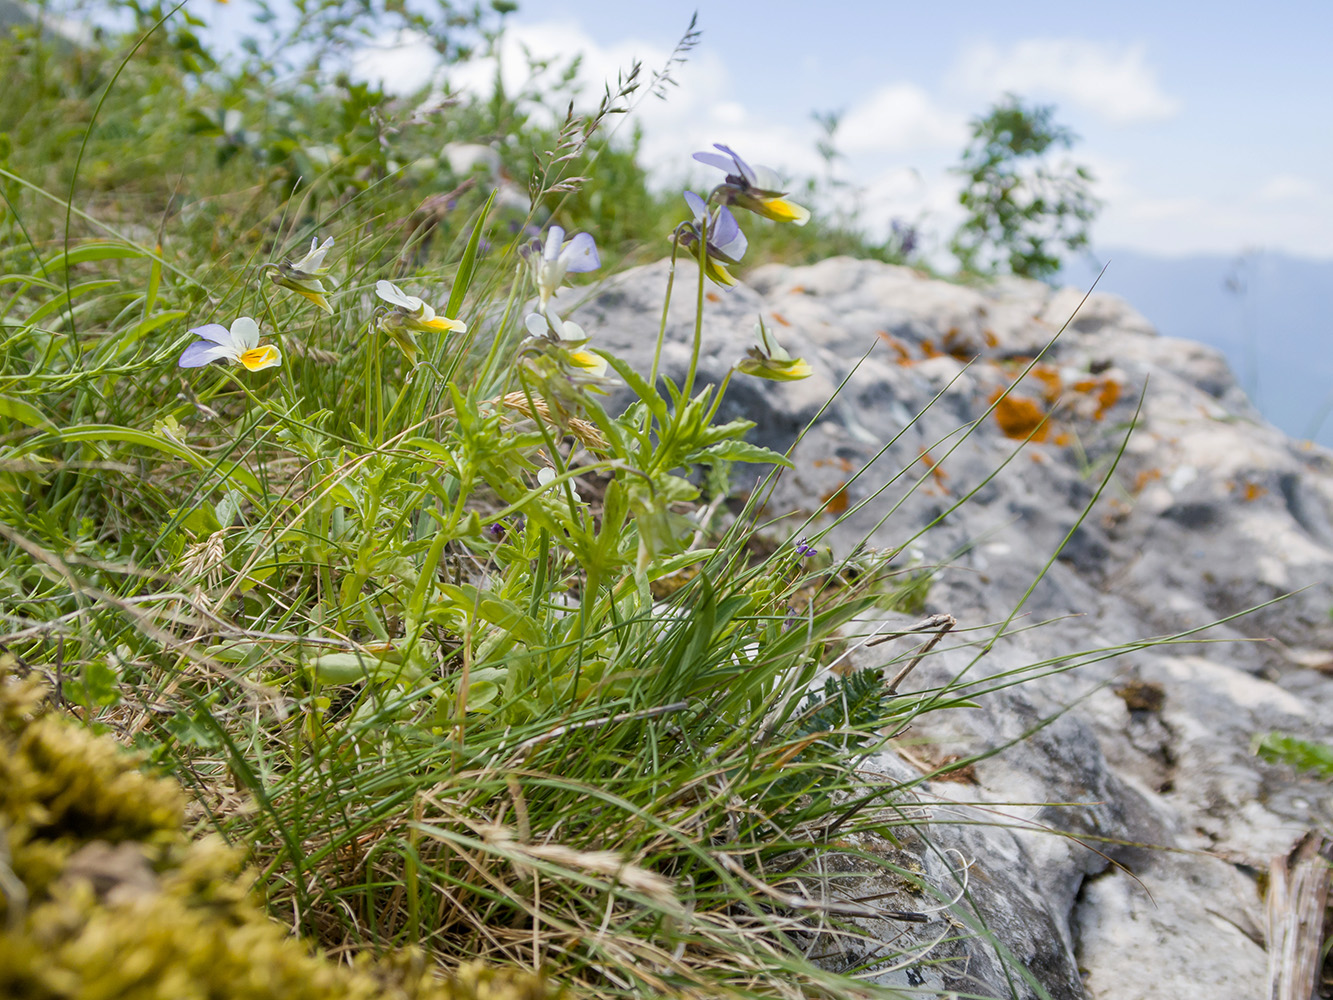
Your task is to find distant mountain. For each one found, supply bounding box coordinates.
[1059,249,1333,447]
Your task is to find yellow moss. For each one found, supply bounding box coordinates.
[0,668,555,1000]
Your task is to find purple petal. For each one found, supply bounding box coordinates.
[683,190,708,221]
[178,340,231,367]
[186,323,231,345]
[712,206,747,261]
[560,231,600,273]
[693,151,737,174]
[711,143,756,186]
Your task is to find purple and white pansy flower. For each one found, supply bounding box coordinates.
[178,317,282,372]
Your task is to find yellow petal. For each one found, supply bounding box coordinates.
[569,349,608,378]
[419,315,468,333]
[704,258,739,287]
[758,196,811,227]
[239,345,282,371]
[294,287,333,314]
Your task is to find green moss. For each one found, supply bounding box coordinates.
[0,666,554,1000]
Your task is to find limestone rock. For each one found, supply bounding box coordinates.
[572,256,1333,1000]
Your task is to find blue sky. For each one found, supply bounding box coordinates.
[209,0,1333,262]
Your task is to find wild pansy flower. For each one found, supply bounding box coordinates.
[178,316,281,372]
[674,190,748,287]
[523,225,600,313]
[267,236,336,314]
[737,317,812,382]
[523,312,608,380]
[693,143,810,226]
[375,280,467,361]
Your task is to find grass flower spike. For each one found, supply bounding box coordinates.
[178,317,281,371]
[675,191,748,287]
[693,143,810,226]
[268,235,336,314]
[737,317,811,381]
[376,280,467,361]
[527,225,600,312]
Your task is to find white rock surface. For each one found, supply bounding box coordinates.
[571,257,1333,999]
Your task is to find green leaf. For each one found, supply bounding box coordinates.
[0,395,54,430]
[447,188,496,319]
[603,353,668,424]
[687,440,793,468]
[1254,732,1333,777]
[45,241,146,272]
[307,652,423,685]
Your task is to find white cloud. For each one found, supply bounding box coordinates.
[955,39,1182,125]
[1097,188,1333,257]
[1258,174,1322,202]
[838,84,968,155]
[351,31,440,94]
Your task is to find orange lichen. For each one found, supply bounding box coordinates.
[918,449,950,491]
[1227,479,1267,501]
[1094,380,1120,419]
[789,285,806,294]
[989,390,1051,442]
[1133,468,1163,493]
[706,291,721,303]
[1072,377,1121,421]
[982,329,999,348]
[919,339,942,359]
[814,456,856,473]
[1030,364,1063,404]
[770,311,791,326]
[941,327,975,362]
[876,332,913,365]
[1052,431,1072,447]
[820,482,850,515]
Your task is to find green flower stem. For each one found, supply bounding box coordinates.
[679,216,708,405]
[475,262,526,395]
[649,243,681,388]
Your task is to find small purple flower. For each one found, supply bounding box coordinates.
[674,190,748,287]
[521,225,600,312]
[781,607,799,632]
[486,521,506,540]
[891,219,918,257]
[693,143,810,226]
[794,538,817,558]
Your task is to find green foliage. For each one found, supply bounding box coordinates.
[950,94,1101,280]
[1254,732,1333,778]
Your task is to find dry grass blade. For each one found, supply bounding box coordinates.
[1266,832,1332,1000]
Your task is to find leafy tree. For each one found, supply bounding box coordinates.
[950,94,1100,280]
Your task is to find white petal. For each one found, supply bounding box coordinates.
[296,236,333,271]
[376,280,423,311]
[542,226,565,262]
[524,312,549,337]
[537,467,556,486]
[230,316,262,350]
